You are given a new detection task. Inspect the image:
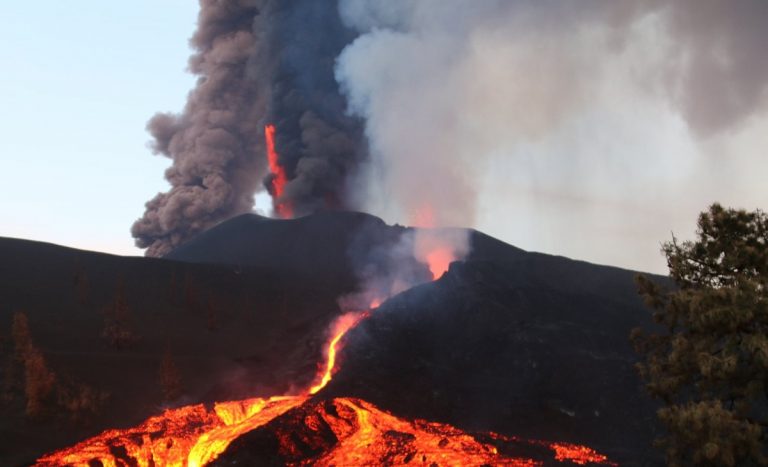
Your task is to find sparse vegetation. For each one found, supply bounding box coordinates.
[101,278,139,349]
[633,204,768,466]
[56,377,109,423]
[7,311,107,421]
[12,312,56,417]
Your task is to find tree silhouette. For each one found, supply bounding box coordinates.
[633,204,768,466]
[102,278,138,349]
[12,312,56,418]
[23,347,56,417]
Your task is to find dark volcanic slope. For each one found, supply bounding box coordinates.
[1,211,665,465]
[0,236,349,466]
[325,260,663,465]
[165,211,530,282]
[167,211,664,463]
[166,212,416,288]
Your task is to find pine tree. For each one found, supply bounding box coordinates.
[632,204,768,466]
[23,347,56,417]
[12,312,56,417]
[102,279,138,349]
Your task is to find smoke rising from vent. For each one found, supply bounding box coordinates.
[132,0,768,270]
[334,0,768,271]
[131,0,366,256]
[335,0,768,230]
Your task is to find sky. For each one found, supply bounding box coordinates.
[0,1,199,255]
[1,2,767,274]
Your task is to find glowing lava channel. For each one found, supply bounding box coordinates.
[36,310,374,467]
[264,124,292,218]
[36,247,616,466]
[309,312,369,395]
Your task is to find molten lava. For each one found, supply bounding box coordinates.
[36,396,306,467]
[37,311,373,467]
[424,247,454,280]
[37,257,617,466]
[309,312,368,395]
[264,124,292,218]
[409,204,459,279]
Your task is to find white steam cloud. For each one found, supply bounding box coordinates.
[334,0,768,272]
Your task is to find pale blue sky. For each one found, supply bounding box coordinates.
[1,1,198,255]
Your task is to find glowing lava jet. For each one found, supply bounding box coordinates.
[411,204,461,280]
[264,124,292,218]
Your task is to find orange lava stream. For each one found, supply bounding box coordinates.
[187,396,306,466]
[36,311,373,467]
[35,396,306,467]
[314,398,517,466]
[550,442,617,466]
[308,312,369,395]
[255,397,615,466]
[264,124,292,218]
[36,245,617,466]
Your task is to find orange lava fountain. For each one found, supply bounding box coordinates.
[264,124,292,218]
[424,247,454,280]
[411,204,458,280]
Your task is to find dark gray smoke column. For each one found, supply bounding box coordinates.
[131,0,365,257]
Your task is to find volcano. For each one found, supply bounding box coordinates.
[1,212,663,465]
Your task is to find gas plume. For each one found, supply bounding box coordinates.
[133,0,768,270]
[335,0,768,271]
[131,0,366,256]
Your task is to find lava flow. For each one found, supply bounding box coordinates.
[36,309,368,467]
[309,312,369,395]
[37,242,616,466]
[216,396,616,466]
[264,124,292,218]
[36,302,616,467]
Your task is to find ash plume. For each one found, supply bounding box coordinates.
[132,0,768,270]
[132,0,365,256]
